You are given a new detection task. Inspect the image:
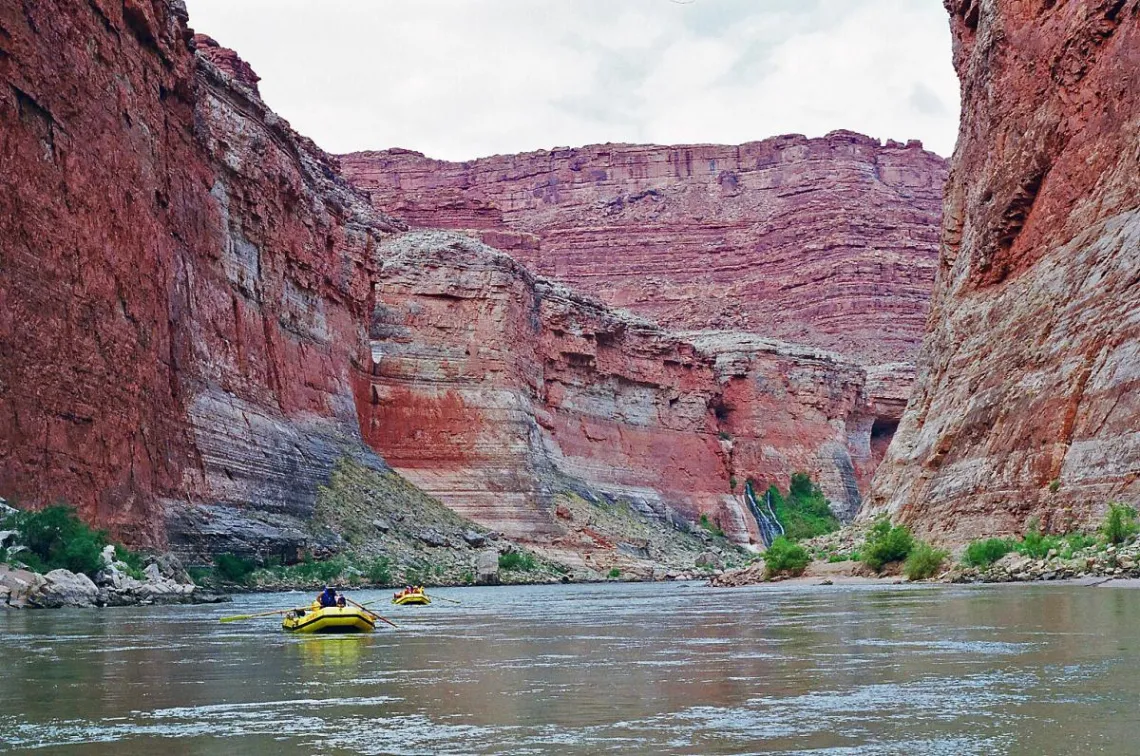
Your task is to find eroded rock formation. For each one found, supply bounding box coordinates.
[340,135,947,364]
[868,0,1140,541]
[0,0,402,554]
[0,0,942,563]
[363,232,911,548]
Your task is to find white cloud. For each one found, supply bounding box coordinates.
[182,0,959,160]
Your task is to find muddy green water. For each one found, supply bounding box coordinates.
[1,582,1139,754]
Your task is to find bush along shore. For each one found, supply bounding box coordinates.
[0,501,224,609]
[712,502,1140,588]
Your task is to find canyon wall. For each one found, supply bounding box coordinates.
[868,0,1140,541]
[363,232,909,547]
[0,0,403,557]
[0,0,942,560]
[340,135,947,364]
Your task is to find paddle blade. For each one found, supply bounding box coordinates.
[219,614,254,623]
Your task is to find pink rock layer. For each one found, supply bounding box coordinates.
[362,232,910,546]
[340,135,947,365]
[867,0,1140,542]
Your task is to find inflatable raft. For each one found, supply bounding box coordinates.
[281,605,376,633]
[392,590,430,606]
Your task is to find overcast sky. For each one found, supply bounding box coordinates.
[182,0,960,161]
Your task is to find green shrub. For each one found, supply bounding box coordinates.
[498,551,537,572]
[1102,502,1138,545]
[113,545,147,580]
[698,513,725,538]
[962,537,1015,567]
[764,536,811,578]
[3,505,111,577]
[186,565,214,586]
[366,556,391,586]
[1061,533,1098,556]
[904,542,948,580]
[214,552,256,584]
[608,568,621,579]
[1049,479,1061,493]
[763,474,840,541]
[1016,518,1062,559]
[861,518,915,572]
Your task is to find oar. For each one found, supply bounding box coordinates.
[219,607,302,623]
[345,596,397,628]
[426,593,461,604]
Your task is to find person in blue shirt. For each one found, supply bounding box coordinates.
[318,586,338,608]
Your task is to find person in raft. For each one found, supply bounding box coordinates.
[318,586,339,608]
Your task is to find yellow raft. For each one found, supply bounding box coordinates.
[392,590,431,606]
[282,605,376,634]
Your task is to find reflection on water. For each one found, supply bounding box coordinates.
[2,582,1140,753]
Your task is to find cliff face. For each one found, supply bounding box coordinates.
[363,232,909,546]
[0,0,403,556]
[0,0,942,561]
[868,0,1140,540]
[340,134,947,364]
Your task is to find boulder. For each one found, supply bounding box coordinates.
[475,549,500,586]
[462,530,486,548]
[372,518,391,533]
[0,566,46,607]
[153,553,192,584]
[31,569,99,608]
[418,529,449,548]
[695,552,723,570]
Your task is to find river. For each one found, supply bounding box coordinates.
[1,581,1139,754]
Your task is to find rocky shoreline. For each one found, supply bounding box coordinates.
[0,546,227,609]
[711,535,1140,588]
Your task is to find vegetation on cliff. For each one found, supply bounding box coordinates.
[760,473,840,541]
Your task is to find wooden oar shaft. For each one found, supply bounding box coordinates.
[427,594,461,604]
[219,607,301,623]
[346,597,397,628]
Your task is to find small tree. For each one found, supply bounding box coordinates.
[764,536,810,578]
[861,518,915,572]
[1102,503,1139,545]
[904,542,948,580]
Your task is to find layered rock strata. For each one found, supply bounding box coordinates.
[363,232,910,548]
[0,0,938,563]
[0,0,403,554]
[340,134,947,364]
[868,0,1140,541]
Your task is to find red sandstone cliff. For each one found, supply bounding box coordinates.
[340,136,947,365]
[0,0,938,563]
[868,0,1140,541]
[0,0,402,555]
[363,232,910,548]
